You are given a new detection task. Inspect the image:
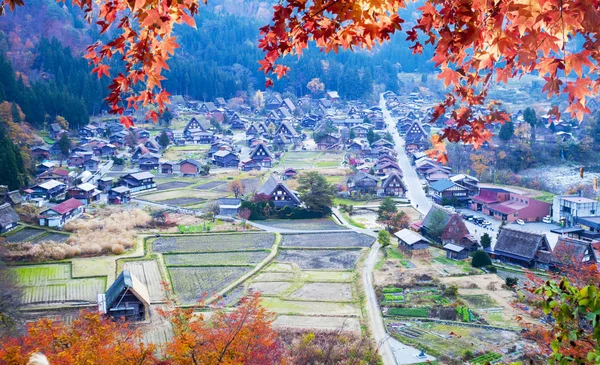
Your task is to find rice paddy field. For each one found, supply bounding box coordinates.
[151,233,276,253]
[163,251,270,266]
[281,232,373,248]
[259,218,348,231]
[13,263,106,306]
[277,249,363,270]
[4,227,47,243]
[169,266,253,305]
[278,151,344,169]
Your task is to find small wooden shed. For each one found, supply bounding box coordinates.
[99,270,150,321]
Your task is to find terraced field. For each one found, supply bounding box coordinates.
[169,266,252,305]
[152,233,276,253]
[281,232,373,248]
[14,263,106,305]
[163,251,269,266]
[30,232,70,244]
[260,219,347,231]
[277,249,363,270]
[5,227,46,243]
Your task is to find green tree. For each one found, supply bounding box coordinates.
[427,209,447,241]
[498,121,514,142]
[158,130,170,149]
[57,133,72,165]
[0,259,22,336]
[480,232,491,249]
[378,229,391,248]
[367,128,376,145]
[471,250,492,268]
[297,171,336,214]
[10,103,20,123]
[160,109,173,126]
[349,128,356,140]
[523,107,538,145]
[377,197,397,221]
[0,126,26,190]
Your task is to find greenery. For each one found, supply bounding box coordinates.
[387,307,430,317]
[377,197,397,221]
[158,130,170,148]
[471,352,501,364]
[471,250,492,268]
[498,121,515,142]
[297,171,336,214]
[0,126,28,190]
[480,233,491,249]
[378,230,391,248]
[427,209,447,241]
[505,276,518,288]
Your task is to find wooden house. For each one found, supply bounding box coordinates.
[550,237,597,270]
[404,121,430,151]
[280,98,296,114]
[0,203,19,233]
[199,102,217,114]
[31,145,51,160]
[30,180,66,200]
[395,229,431,255]
[249,143,274,167]
[347,172,378,194]
[108,186,131,205]
[283,168,297,180]
[212,150,240,168]
[179,159,202,176]
[38,168,70,184]
[38,198,84,228]
[119,172,156,194]
[100,270,150,321]
[239,159,262,171]
[428,179,470,206]
[256,175,301,208]
[381,173,407,197]
[160,162,174,175]
[491,228,552,269]
[68,183,101,205]
[138,154,160,171]
[98,177,114,192]
[443,243,469,260]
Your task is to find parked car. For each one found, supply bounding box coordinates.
[443,205,456,212]
[516,219,525,225]
[542,216,552,224]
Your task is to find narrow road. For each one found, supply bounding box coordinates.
[380,95,431,216]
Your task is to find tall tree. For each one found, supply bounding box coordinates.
[0,126,26,190]
[228,180,244,198]
[297,171,335,214]
[427,209,447,241]
[158,130,170,149]
[523,107,538,146]
[57,133,72,165]
[498,121,514,142]
[377,197,397,222]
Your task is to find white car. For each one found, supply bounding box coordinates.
[516,219,525,225]
[443,205,456,212]
[542,216,552,224]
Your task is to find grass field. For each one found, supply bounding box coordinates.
[279,151,344,169]
[13,263,106,305]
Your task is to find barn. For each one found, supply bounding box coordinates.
[99,270,150,321]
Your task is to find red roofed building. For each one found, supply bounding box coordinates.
[37,168,71,184]
[471,187,551,222]
[38,198,84,228]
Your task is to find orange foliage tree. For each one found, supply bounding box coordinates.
[2,0,600,154]
[0,311,156,364]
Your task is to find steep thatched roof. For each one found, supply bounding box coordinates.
[494,227,550,260]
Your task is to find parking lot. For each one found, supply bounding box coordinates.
[456,208,561,249]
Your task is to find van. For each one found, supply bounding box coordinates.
[542,216,552,224]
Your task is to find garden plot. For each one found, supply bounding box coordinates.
[260,297,360,317]
[14,263,106,305]
[249,281,292,296]
[152,233,276,253]
[289,283,353,302]
[273,315,361,332]
[252,272,296,282]
[156,181,192,191]
[163,251,269,266]
[123,260,166,303]
[277,249,363,270]
[5,227,46,243]
[194,181,227,190]
[280,151,343,169]
[260,219,347,231]
[389,321,520,362]
[157,197,205,206]
[281,232,373,248]
[139,189,224,203]
[30,232,69,244]
[169,266,252,305]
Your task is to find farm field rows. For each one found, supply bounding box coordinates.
[4,227,47,243]
[258,218,348,231]
[279,151,344,169]
[281,232,372,248]
[169,266,253,305]
[163,251,269,266]
[277,249,363,270]
[151,233,276,253]
[13,263,106,305]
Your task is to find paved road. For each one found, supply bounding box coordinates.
[380,95,431,216]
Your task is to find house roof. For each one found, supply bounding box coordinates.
[560,196,597,204]
[46,198,83,215]
[0,203,19,227]
[250,143,274,159]
[75,183,97,192]
[428,179,457,192]
[179,159,201,168]
[105,270,150,310]
[443,243,465,253]
[256,175,301,204]
[494,227,550,260]
[394,228,430,246]
[38,180,65,190]
[488,201,527,214]
[214,150,234,158]
[111,186,130,194]
[381,173,406,190]
[552,237,595,265]
[128,171,155,180]
[422,204,452,230]
[450,173,479,183]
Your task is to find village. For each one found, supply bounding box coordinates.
[1,86,600,365]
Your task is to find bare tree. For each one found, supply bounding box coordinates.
[228,180,245,198]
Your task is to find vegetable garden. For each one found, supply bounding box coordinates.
[281,232,373,248]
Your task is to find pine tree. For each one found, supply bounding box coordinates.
[498,121,514,142]
[10,103,21,123]
[0,126,23,190]
[158,130,170,149]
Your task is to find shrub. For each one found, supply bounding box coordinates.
[462,350,474,361]
[485,265,497,273]
[471,250,492,268]
[442,284,458,298]
[505,276,518,288]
